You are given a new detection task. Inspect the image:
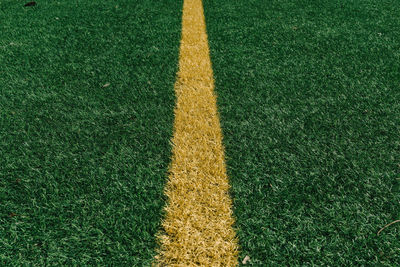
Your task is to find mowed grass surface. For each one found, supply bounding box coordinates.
[204,0,400,265]
[0,0,181,265]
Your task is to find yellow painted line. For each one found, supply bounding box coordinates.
[154,0,239,265]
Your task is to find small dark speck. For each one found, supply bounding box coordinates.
[24,1,36,7]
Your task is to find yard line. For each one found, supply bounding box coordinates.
[154,0,239,265]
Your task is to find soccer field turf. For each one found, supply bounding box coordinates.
[204,0,400,265]
[1,0,400,265]
[1,0,181,265]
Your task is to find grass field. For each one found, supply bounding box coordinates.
[205,0,400,265]
[1,0,181,265]
[1,0,400,265]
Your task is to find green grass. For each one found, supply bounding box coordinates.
[204,0,400,265]
[0,0,181,265]
[2,0,400,265]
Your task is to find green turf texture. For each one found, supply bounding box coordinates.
[204,0,400,265]
[0,0,181,265]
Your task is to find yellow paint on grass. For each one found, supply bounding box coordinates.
[154,0,239,265]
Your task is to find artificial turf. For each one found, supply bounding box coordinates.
[155,0,239,264]
[0,0,181,265]
[204,0,400,265]
[2,0,400,265]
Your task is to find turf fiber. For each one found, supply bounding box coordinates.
[0,0,181,265]
[155,0,238,264]
[204,0,400,265]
